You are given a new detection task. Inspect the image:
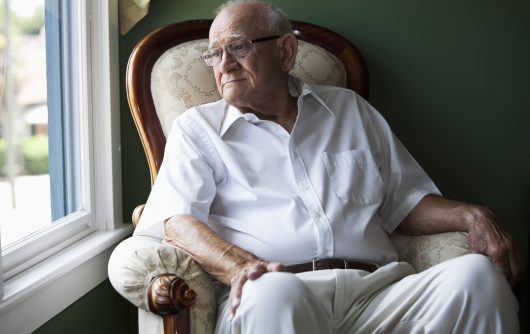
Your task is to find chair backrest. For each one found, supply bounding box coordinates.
[126,19,368,184]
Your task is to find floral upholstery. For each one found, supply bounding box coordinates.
[292,40,346,87]
[151,39,219,136]
[390,231,469,272]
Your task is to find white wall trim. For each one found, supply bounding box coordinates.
[0,226,133,334]
[90,0,123,229]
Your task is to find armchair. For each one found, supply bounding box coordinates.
[108,20,470,334]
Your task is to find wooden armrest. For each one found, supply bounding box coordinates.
[148,274,196,334]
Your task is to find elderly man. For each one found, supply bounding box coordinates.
[135,1,522,333]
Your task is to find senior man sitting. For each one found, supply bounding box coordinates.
[134,1,522,333]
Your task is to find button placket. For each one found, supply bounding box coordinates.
[289,143,334,257]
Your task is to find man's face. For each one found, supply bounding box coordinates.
[208,6,286,111]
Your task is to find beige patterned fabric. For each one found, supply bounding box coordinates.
[151,39,220,136]
[291,40,346,87]
[138,309,165,334]
[108,236,216,334]
[150,39,347,136]
[390,231,470,272]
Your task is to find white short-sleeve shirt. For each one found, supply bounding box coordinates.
[134,77,440,266]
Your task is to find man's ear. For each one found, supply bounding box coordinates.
[278,33,298,72]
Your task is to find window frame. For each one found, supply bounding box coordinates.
[47,0,85,222]
[0,0,132,332]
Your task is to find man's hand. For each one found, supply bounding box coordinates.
[228,260,284,319]
[400,195,524,286]
[163,215,286,318]
[464,205,523,286]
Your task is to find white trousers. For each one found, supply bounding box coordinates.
[214,254,519,334]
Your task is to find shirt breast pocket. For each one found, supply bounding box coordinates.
[322,150,384,205]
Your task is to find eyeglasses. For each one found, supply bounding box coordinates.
[201,35,280,67]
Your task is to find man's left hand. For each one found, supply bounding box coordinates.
[464,205,523,286]
[400,195,524,286]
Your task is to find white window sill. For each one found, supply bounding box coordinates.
[0,224,134,334]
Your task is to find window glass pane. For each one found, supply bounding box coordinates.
[0,0,80,249]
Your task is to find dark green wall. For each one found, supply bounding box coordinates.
[33,280,137,334]
[37,0,530,332]
[122,0,530,242]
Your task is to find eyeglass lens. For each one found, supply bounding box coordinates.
[201,35,280,67]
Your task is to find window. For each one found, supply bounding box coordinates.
[1,0,91,280]
[0,0,50,247]
[0,0,131,332]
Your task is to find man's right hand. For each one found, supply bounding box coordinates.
[228,259,284,319]
[163,215,284,319]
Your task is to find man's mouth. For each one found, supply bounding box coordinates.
[222,78,245,87]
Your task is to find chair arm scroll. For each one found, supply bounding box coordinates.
[148,274,196,314]
[148,274,196,334]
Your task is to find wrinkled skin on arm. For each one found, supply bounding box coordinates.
[399,194,523,286]
[164,214,284,318]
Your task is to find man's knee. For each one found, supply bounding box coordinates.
[234,272,315,325]
[418,254,519,332]
[231,272,331,334]
[240,272,308,309]
[436,253,516,313]
[441,254,507,290]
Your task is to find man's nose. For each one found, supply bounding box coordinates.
[217,50,239,72]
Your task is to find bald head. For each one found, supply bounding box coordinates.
[207,1,298,114]
[211,1,292,41]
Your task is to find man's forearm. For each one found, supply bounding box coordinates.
[164,214,258,285]
[398,194,523,285]
[164,214,285,318]
[398,194,475,235]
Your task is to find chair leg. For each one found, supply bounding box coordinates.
[148,274,196,334]
[162,308,190,334]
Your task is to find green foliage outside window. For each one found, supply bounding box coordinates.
[0,5,44,36]
[0,136,48,177]
[22,135,48,175]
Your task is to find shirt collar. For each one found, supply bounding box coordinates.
[288,75,334,116]
[219,103,243,137]
[219,75,334,137]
